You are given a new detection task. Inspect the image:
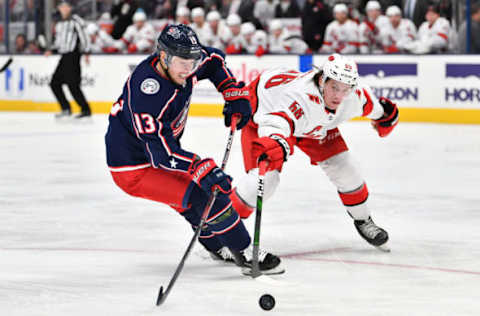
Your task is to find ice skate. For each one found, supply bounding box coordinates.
[209,247,236,264]
[74,111,93,123]
[54,109,72,121]
[230,244,285,275]
[354,217,390,252]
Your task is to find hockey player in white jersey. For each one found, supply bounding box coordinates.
[223,14,247,54]
[175,6,191,25]
[204,10,227,50]
[358,1,390,54]
[85,22,118,53]
[406,3,451,54]
[268,19,309,54]
[321,3,359,54]
[241,22,268,56]
[190,7,214,45]
[381,5,417,53]
[117,9,156,53]
[229,54,399,250]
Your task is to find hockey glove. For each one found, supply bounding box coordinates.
[372,97,399,137]
[189,158,232,194]
[221,81,252,130]
[252,134,291,172]
[127,43,138,53]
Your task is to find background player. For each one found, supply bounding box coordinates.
[105,24,283,275]
[230,54,399,251]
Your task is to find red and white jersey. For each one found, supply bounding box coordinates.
[190,22,214,46]
[381,19,416,51]
[221,27,247,53]
[321,20,359,54]
[91,29,117,53]
[252,68,384,140]
[358,15,389,54]
[203,22,228,50]
[268,30,309,54]
[244,30,268,54]
[121,22,156,52]
[417,17,450,52]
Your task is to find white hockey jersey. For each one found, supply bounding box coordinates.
[381,19,416,52]
[203,21,228,50]
[90,29,117,53]
[358,15,389,54]
[321,20,359,54]
[120,22,156,52]
[221,27,247,53]
[86,23,117,53]
[411,17,451,53]
[252,68,384,140]
[244,30,268,54]
[268,30,309,54]
[190,22,214,47]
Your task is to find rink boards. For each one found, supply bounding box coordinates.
[0,54,479,124]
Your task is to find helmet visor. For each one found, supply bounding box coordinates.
[169,55,202,73]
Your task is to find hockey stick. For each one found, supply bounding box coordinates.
[156,118,238,306]
[0,57,13,73]
[250,160,268,278]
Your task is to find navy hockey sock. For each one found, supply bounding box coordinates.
[180,206,223,252]
[204,193,251,251]
[185,187,251,252]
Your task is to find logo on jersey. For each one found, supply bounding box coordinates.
[141,78,160,94]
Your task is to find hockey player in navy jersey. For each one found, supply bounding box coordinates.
[105,24,284,275]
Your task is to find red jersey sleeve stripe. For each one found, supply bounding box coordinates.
[437,33,448,41]
[154,89,179,157]
[125,75,142,140]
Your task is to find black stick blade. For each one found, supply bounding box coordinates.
[156,286,165,306]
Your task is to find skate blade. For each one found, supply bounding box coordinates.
[73,117,93,124]
[54,116,73,123]
[375,243,391,252]
[241,266,285,276]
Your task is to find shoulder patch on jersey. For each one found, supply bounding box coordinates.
[141,78,160,95]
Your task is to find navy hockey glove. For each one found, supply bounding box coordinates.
[189,158,232,194]
[221,81,252,130]
[372,97,399,137]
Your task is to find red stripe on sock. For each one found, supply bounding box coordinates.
[339,183,369,206]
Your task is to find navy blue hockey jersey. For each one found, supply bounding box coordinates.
[105,47,234,173]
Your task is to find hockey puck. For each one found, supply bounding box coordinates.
[259,294,275,311]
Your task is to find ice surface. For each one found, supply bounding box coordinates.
[1,113,479,315]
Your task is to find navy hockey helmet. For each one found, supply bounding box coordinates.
[157,24,202,68]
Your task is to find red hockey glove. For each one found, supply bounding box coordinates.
[365,21,377,33]
[385,44,399,53]
[127,43,138,53]
[102,46,119,53]
[372,97,399,137]
[225,44,242,54]
[252,135,291,172]
[221,81,252,130]
[189,158,232,194]
[255,45,266,57]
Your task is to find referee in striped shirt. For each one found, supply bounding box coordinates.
[45,0,92,119]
